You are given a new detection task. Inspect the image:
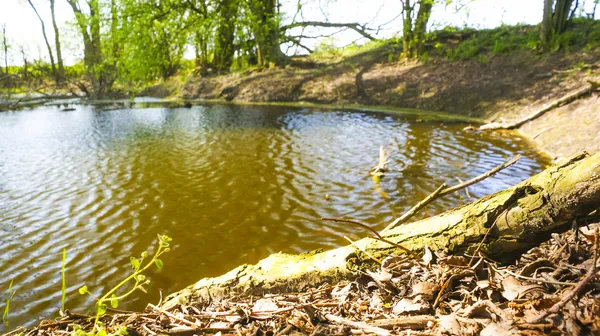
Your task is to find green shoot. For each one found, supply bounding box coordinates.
[3,280,17,330]
[61,248,67,315]
[78,234,172,333]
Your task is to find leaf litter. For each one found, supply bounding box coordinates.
[14,223,600,335]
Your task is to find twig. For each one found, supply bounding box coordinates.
[322,217,419,258]
[532,126,557,139]
[235,324,244,336]
[1,326,25,336]
[147,303,199,328]
[439,155,521,196]
[383,154,521,232]
[368,315,435,330]
[344,236,383,265]
[528,229,599,323]
[497,268,577,286]
[383,183,446,232]
[456,177,471,199]
[468,207,508,266]
[323,313,390,336]
[141,324,157,336]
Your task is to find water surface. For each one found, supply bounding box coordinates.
[0,103,548,329]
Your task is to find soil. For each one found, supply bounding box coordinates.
[152,44,600,160]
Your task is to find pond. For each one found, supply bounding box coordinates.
[0,103,548,329]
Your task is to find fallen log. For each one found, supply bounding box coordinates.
[478,80,599,130]
[163,152,600,309]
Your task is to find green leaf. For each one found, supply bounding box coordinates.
[96,328,107,336]
[130,257,140,271]
[141,251,148,259]
[138,285,147,294]
[110,294,119,308]
[78,285,88,295]
[96,303,107,316]
[154,259,163,269]
[114,326,129,336]
[136,274,146,282]
[159,235,172,247]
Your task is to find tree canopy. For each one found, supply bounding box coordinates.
[0,0,598,97]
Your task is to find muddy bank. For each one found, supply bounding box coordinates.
[151,46,600,159]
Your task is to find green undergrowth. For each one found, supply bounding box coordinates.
[0,235,172,336]
[430,19,600,61]
[309,38,397,64]
[304,19,600,66]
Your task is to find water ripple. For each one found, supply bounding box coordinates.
[0,104,548,330]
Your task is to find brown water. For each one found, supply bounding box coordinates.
[0,103,548,329]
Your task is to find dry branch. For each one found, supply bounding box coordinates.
[281,21,377,41]
[383,154,521,232]
[321,217,419,258]
[369,146,389,177]
[323,313,390,336]
[383,183,446,232]
[368,315,436,330]
[528,229,599,323]
[479,81,598,130]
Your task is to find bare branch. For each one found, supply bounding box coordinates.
[285,38,314,53]
[281,21,377,41]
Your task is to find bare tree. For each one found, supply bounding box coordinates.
[27,0,57,79]
[50,0,65,80]
[2,24,8,75]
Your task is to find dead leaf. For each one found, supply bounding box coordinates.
[367,270,393,283]
[476,280,491,290]
[331,283,353,302]
[438,314,480,335]
[252,298,278,312]
[369,293,384,310]
[480,321,519,336]
[209,322,230,329]
[411,281,440,299]
[438,314,463,335]
[392,298,430,315]
[501,276,543,300]
[422,245,433,266]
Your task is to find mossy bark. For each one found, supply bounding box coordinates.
[163,152,600,309]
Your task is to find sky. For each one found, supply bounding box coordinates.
[0,0,598,65]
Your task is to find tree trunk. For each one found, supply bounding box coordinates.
[27,0,57,80]
[249,0,286,67]
[541,0,554,43]
[541,0,575,44]
[163,152,600,308]
[401,0,414,57]
[554,0,574,35]
[2,24,7,75]
[50,0,65,81]
[66,0,108,97]
[214,0,239,73]
[570,0,580,19]
[110,0,120,60]
[413,1,432,58]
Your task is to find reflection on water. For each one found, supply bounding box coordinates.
[0,104,547,329]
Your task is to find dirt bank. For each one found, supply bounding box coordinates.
[147,41,600,160]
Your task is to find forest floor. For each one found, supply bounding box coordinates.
[145,27,600,161]
[21,220,600,336]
